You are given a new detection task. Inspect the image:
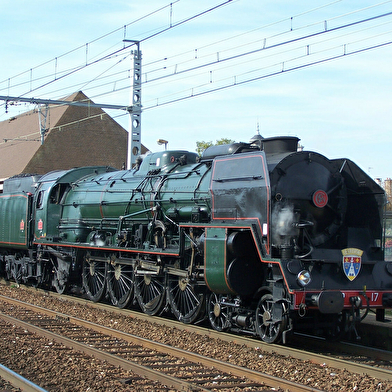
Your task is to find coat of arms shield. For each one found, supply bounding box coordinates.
[342,248,363,281]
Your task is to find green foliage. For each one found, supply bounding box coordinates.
[196,138,235,155]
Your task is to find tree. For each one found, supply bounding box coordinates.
[196,138,235,155]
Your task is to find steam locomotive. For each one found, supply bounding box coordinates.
[1,135,391,343]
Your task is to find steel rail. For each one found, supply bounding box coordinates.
[0,312,211,392]
[0,294,322,392]
[0,363,48,392]
[40,291,392,378]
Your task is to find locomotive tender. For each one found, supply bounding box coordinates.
[1,135,392,343]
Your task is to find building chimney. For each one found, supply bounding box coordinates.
[385,178,392,200]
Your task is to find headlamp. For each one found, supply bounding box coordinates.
[297,270,311,287]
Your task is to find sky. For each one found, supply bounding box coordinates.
[0,0,392,180]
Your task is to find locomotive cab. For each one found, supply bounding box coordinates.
[0,174,40,250]
[34,166,116,243]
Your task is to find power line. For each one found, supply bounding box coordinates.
[62,8,392,107]
[79,9,391,108]
[0,0,234,101]
[0,95,131,111]
[142,38,392,110]
[1,1,392,141]
[139,0,234,42]
[2,1,387,105]
[0,1,181,86]
[142,1,392,73]
[140,10,392,87]
[141,0,346,69]
[31,24,392,123]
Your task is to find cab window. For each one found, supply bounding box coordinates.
[36,190,44,209]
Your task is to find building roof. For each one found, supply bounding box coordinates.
[0,91,147,178]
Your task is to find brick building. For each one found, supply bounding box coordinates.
[0,91,148,181]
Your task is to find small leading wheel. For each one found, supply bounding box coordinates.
[107,261,134,309]
[167,274,204,324]
[255,293,287,344]
[134,274,166,316]
[207,292,230,331]
[82,255,107,302]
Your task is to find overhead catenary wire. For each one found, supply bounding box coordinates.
[72,6,392,106]
[0,1,181,86]
[1,1,387,101]
[3,0,384,99]
[142,39,392,110]
[140,10,392,87]
[44,29,392,125]
[80,12,392,107]
[141,0,346,68]
[141,1,392,74]
[0,0,234,102]
[48,7,392,104]
[1,1,391,136]
[0,111,113,148]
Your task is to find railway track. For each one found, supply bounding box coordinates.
[0,294,321,392]
[1,283,391,391]
[0,363,47,392]
[27,288,392,376]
